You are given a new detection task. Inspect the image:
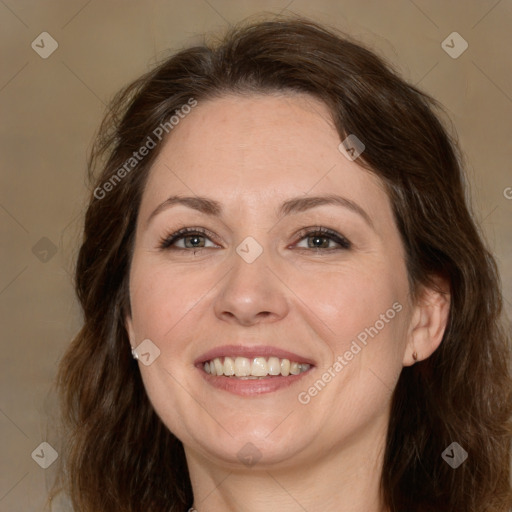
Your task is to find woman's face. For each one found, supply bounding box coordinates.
[126,92,415,469]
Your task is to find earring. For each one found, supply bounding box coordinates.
[412,351,418,361]
[131,347,139,360]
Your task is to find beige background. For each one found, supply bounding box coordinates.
[0,1,511,510]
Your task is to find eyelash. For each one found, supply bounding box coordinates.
[157,226,351,253]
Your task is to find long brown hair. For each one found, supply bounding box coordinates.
[47,14,512,512]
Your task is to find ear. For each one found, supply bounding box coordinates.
[403,276,451,366]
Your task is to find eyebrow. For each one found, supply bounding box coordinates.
[146,194,374,229]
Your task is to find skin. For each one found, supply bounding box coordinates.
[125,92,450,512]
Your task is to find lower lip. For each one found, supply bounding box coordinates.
[197,367,313,396]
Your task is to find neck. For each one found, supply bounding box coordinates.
[185,415,390,512]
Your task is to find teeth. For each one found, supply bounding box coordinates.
[223,356,235,376]
[290,362,300,375]
[268,356,281,375]
[280,358,290,376]
[203,357,311,378]
[214,358,224,376]
[251,357,268,377]
[234,357,251,377]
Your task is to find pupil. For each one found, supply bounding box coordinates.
[186,235,203,248]
[310,235,327,248]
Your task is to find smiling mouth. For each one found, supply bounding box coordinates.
[203,356,312,379]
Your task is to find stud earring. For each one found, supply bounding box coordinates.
[131,347,139,360]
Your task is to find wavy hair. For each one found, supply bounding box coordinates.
[47,14,512,512]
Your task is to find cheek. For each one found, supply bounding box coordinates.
[128,260,203,349]
[295,263,405,347]
[302,266,409,411]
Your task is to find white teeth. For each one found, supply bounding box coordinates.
[202,356,311,378]
[251,357,268,377]
[213,358,223,376]
[280,358,290,376]
[223,356,235,376]
[234,357,251,377]
[268,356,281,375]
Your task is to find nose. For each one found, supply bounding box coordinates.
[213,247,290,327]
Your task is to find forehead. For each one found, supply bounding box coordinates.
[140,92,390,222]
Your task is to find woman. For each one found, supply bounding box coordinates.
[48,15,512,512]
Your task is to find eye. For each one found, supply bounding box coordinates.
[294,227,351,251]
[158,226,351,253]
[158,227,219,250]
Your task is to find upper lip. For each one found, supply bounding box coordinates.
[195,345,316,366]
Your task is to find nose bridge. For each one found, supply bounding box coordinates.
[213,236,289,325]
